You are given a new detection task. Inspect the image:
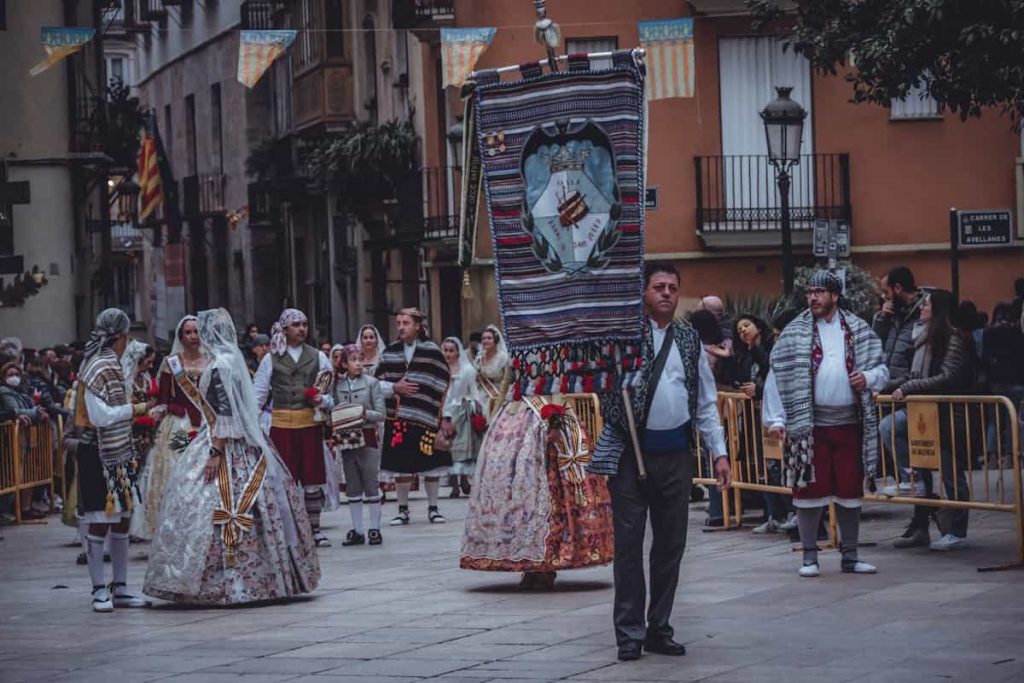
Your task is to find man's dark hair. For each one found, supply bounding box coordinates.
[644,261,679,289]
[1015,277,1024,298]
[469,332,483,343]
[689,310,723,345]
[886,266,917,292]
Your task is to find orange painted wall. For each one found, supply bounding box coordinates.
[443,3,1023,316]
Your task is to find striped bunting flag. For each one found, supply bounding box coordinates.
[237,30,297,89]
[137,135,162,223]
[30,27,95,77]
[638,18,695,100]
[441,28,496,89]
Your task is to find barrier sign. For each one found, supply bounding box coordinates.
[908,402,941,470]
[957,210,1013,249]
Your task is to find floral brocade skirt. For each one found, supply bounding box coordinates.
[138,413,193,539]
[459,402,614,572]
[143,433,320,606]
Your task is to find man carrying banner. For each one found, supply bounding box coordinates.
[763,269,888,578]
[590,262,731,662]
[254,308,335,546]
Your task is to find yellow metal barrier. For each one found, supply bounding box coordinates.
[711,392,1023,571]
[0,420,57,524]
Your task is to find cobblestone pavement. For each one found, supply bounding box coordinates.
[2,492,1023,683]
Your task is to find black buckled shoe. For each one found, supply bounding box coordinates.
[643,636,687,656]
[342,530,365,546]
[617,641,642,661]
[367,529,382,545]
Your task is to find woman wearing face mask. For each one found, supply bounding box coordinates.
[139,316,209,539]
[0,362,49,519]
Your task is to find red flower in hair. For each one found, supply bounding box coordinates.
[470,415,488,434]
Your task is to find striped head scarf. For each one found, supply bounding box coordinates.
[270,308,308,356]
[807,269,843,295]
[83,308,131,366]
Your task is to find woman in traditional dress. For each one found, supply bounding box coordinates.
[474,325,511,420]
[440,337,481,498]
[358,324,386,377]
[461,392,614,589]
[122,341,158,455]
[138,316,209,539]
[143,308,320,605]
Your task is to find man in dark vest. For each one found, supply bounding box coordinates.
[590,262,731,662]
[254,308,334,547]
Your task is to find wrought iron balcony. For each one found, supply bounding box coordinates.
[392,0,456,30]
[694,153,851,249]
[139,0,167,21]
[182,173,227,217]
[70,97,105,155]
[241,1,283,30]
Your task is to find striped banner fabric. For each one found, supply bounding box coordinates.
[441,27,496,89]
[237,30,298,88]
[473,55,647,396]
[638,18,695,100]
[137,135,163,222]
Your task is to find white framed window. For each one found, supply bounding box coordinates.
[105,55,126,86]
[891,82,941,120]
[566,37,618,70]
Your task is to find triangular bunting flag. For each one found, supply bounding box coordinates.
[30,27,95,77]
[237,30,298,89]
[441,28,496,88]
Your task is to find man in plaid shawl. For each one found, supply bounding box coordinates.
[763,270,887,578]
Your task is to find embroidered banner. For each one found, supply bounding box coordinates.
[442,27,496,89]
[473,52,646,397]
[30,27,95,77]
[237,30,297,88]
[638,18,695,100]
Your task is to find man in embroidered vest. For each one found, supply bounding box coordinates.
[254,308,334,547]
[589,263,731,662]
[763,269,888,578]
[78,308,156,612]
[375,307,451,526]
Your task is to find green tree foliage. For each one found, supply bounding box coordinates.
[104,78,146,167]
[749,0,1024,127]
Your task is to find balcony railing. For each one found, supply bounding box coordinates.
[183,174,227,217]
[241,1,282,30]
[139,0,167,21]
[393,0,456,30]
[694,153,851,248]
[247,182,280,226]
[70,97,105,154]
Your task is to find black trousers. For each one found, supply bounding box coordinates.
[609,445,693,646]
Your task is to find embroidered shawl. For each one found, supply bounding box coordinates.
[770,309,884,486]
[375,340,450,431]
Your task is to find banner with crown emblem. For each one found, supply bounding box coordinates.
[470,52,646,397]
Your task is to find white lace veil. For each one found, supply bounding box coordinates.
[170,315,199,357]
[358,324,386,362]
[120,340,148,394]
[476,324,510,379]
[442,336,474,378]
[196,308,299,545]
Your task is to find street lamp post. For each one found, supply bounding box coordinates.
[760,86,807,295]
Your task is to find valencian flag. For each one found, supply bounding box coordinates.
[30,27,96,77]
[638,18,695,100]
[237,30,298,88]
[441,27,496,88]
[136,114,181,230]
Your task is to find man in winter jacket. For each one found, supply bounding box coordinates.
[874,267,925,392]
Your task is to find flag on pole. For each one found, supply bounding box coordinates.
[638,18,695,100]
[237,30,298,88]
[137,134,162,223]
[30,27,95,77]
[441,28,496,88]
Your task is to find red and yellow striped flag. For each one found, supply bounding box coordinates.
[237,30,297,89]
[441,28,496,89]
[638,18,695,100]
[137,135,163,222]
